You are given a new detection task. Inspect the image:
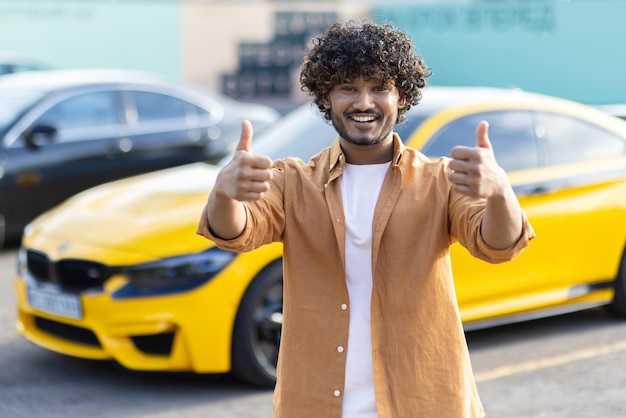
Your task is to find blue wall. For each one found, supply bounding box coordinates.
[1,1,623,105]
[0,0,181,79]
[374,1,626,104]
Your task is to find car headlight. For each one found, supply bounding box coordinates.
[114,247,237,298]
[17,247,28,276]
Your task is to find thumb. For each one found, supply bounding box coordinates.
[236,120,254,152]
[475,120,492,149]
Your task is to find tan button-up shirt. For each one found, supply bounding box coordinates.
[197,134,535,418]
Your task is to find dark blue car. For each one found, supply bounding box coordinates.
[0,69,280,246]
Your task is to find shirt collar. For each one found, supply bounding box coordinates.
[391,133,405,166]
[328,133,405,173]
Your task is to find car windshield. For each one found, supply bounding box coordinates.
[217,102,428,166]
[0,88,46,132]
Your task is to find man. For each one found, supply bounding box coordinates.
[197,21,535,418]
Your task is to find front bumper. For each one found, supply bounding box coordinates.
[14,271,238,374]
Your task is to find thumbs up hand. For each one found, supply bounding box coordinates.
[448,120,509,199]
[214,120,274,202]
[236,118,255,153]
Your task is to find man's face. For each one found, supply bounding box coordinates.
[324,77,405,147]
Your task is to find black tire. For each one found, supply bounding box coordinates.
[607,248,626,317]
[230,260,283,388]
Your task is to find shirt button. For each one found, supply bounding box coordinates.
[337,346,344,353]
[334,389,341,397]
[341,304,348,310]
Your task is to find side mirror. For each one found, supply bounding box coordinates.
[23,124,58,149]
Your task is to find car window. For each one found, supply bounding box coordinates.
[131,91,187,121]
[535,112,626,165]
[37,91,118,131]
[0,89,46,135]
[183,102,211,124]
[421,110,539,172]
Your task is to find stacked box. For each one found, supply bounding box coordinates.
[222,11,338,99]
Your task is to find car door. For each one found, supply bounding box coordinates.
[4,90,126,233]
[414,109,544,322]
[518,111,626,288]
[416,109,626,325]
[114,90,213,173]
[487,112,626,323]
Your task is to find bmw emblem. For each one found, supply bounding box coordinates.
[57,241,71,255]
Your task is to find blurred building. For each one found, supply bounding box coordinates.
[1,0,624,107]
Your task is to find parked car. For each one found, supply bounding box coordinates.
[0,69,280,245]
[0,52,51,75]
[14,86,626,388]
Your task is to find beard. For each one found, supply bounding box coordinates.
[330,108,397,146]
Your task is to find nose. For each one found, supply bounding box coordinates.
[353,88,374,110]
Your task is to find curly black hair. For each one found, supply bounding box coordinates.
[300,20,432,124]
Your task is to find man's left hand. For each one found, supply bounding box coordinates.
[448,120,509,199]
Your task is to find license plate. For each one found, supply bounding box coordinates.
[27,287,83,320]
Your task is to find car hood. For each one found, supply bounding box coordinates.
[25,163,220,259]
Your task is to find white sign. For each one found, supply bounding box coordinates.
[28,287,83,320]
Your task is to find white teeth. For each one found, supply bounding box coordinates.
[351,115,376,122]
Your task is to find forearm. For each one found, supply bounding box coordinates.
[205,191,247,240]
[480,186,523,250]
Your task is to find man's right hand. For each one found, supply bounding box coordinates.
[214,119,274,202]
[206,120,274,240]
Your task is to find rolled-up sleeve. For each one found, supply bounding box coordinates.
[196,202,259,252]
[447,172,536,264]
[196,162,288,253]
[473,211,536,263]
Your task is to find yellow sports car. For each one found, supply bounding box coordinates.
[14,86,626,388]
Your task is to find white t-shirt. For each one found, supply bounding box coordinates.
[339,161,390,418]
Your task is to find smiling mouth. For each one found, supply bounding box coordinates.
[349,114,378,123]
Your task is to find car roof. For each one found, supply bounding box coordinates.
[0,68,179,91]
[0,68,241,111]
[412,85,626,131]
[415,85,560,112]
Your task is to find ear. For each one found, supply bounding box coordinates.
[321,96,330,109]
[397,92,407,108]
